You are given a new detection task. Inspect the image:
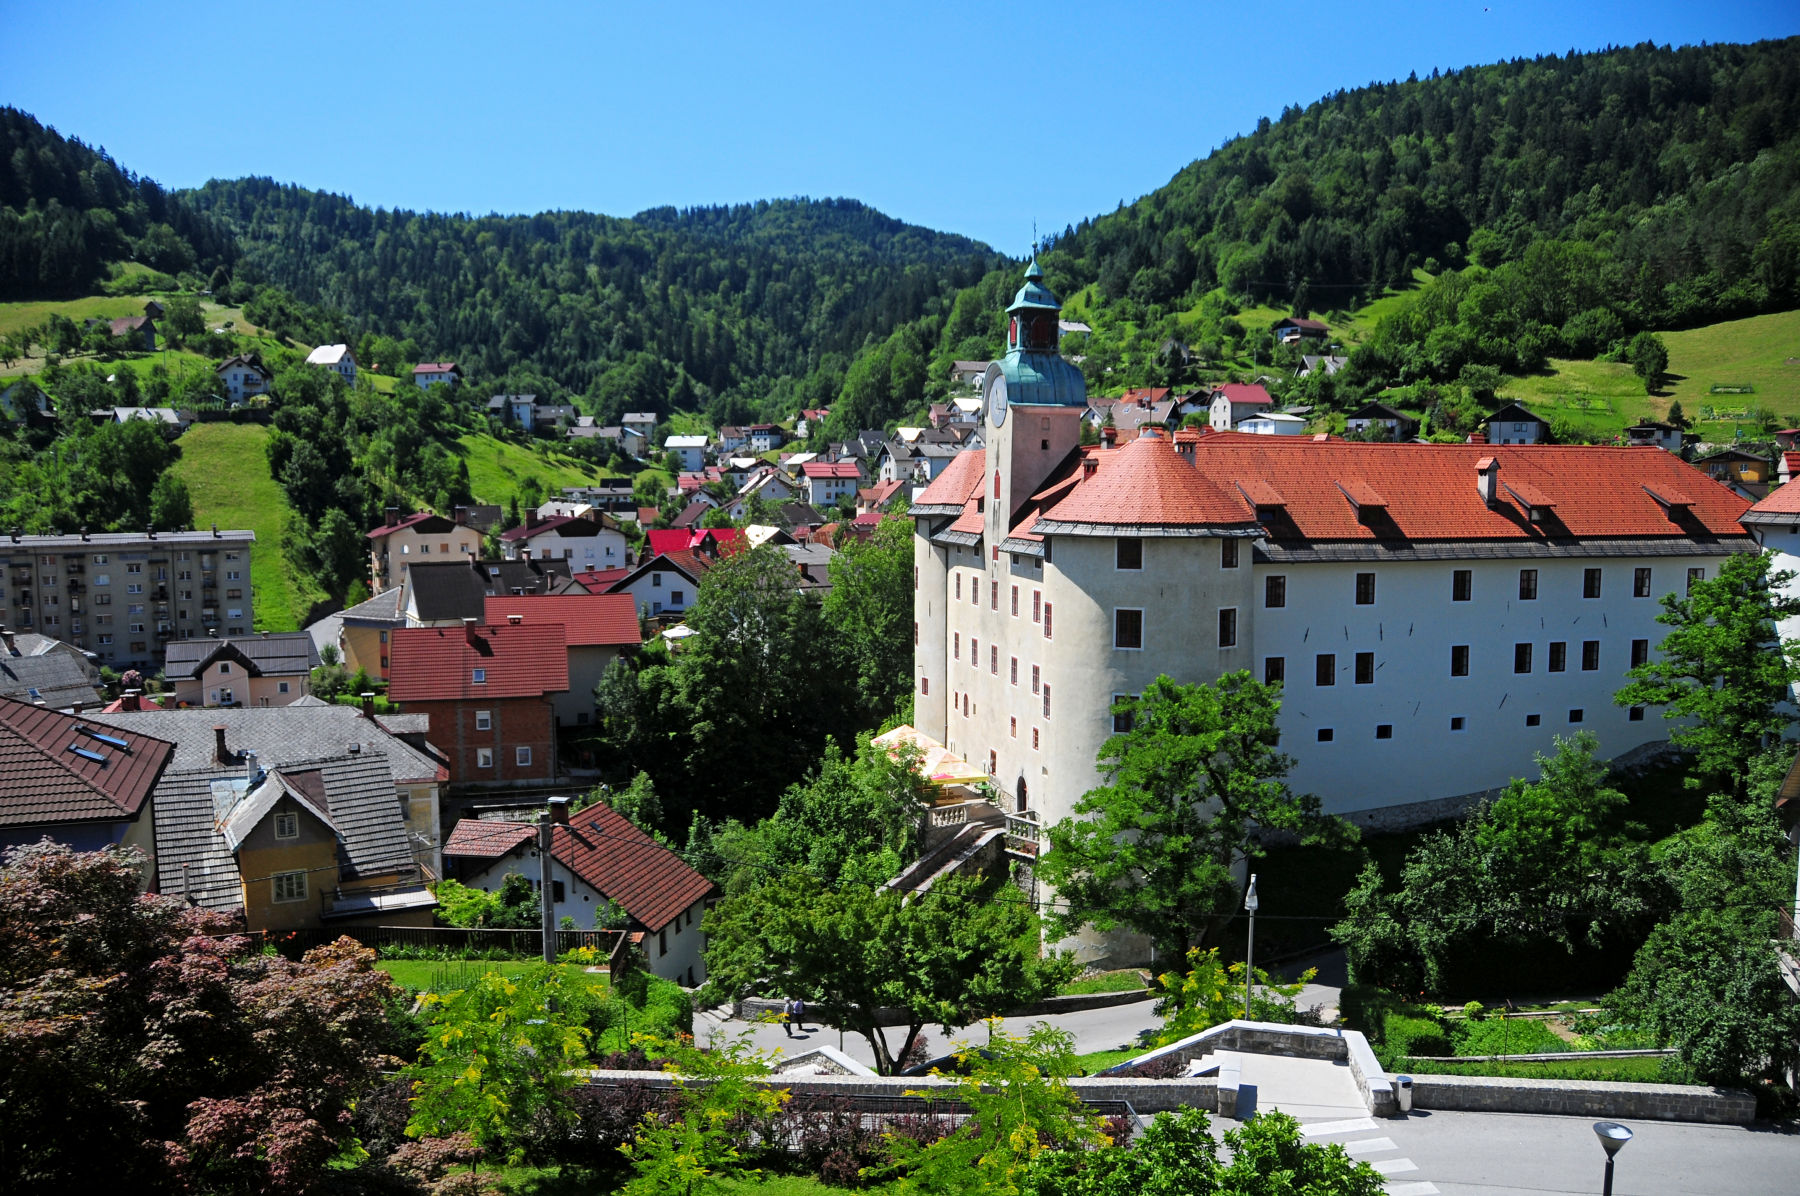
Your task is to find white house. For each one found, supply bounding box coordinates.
[412,362,462,389]
[1626,422,1684,452]
[305,344,357,386]
[665,435,709,473]
[499,513,628,569]
[1207,383,1274,431]
[726,468,796,518]
[1236,412,1309,436]
[745,424,784,453]
[216,355,272,403]
[717,426,748,453]
[803,461,863,508]
[621,412,658,446]
[443,804,715,985]
[1483,402,1552,446]
[606,551,709,617]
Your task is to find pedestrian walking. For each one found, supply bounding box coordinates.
[792,996,807,1032]
[782,997,796,1037]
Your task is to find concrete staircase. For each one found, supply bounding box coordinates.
[885,801,1006,897]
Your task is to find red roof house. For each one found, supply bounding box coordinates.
[483,594,641,729]
[0,694,174,855]
[443,801,716,983]
[388,621,569,787]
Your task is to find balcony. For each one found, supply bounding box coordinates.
[1004,810,1041,860]
[66,581,84,595]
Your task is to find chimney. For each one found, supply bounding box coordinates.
[1082,457,1099,479]
[453,505,467,526]
[146,524,156,540]
[548,795,570,826]
[360,691,376,719]
[0,626,14,656]
[525,510,541,529]
[1101,426,1117,446]
[213,724,229,765]
[243,750,258,783]
[1476,456,1501,506]
[463,616,480,647]
[507,613,523,626]
[211,522,219,538]
[72,701,83,715]
[81,526,89,541]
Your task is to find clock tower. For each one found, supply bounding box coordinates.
[982,258,1087,546]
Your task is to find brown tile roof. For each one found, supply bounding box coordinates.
[484,594,642,648]
[0,694,174,829]
[442,817,535,859]
[914,448,986,507]
[388,623,570,702]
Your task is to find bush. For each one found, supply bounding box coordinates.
[1383,1013,1452,1059]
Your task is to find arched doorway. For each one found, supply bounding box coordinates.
[1015,777,1029,813]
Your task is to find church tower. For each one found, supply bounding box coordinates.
[982,259,1087,545]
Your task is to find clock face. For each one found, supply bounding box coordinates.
[988,375,1007,428]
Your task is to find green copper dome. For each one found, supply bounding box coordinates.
[1008,258,1060,313]
[992,258,1086,406]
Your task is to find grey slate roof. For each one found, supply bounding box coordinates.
[84,702,444,785]
[164,632,320,679]
[0,642,102,710]
[406,558,574,622]
[338,585,406,625]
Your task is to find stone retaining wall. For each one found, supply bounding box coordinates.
[1102,1020,1397,1119]
[582,1068,1217,1115]
[1408,1074,1755,1124]
[732,987,1153,1025]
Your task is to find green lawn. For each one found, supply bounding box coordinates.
[1060,969,1148,996]
[455,433,615,504]
[1500,357,1654,441]
[1072,1047,1145,1075]
[169,421,321,631]
[375,958,610,995]
[0,293,161,338]
[1661,308,1800,425]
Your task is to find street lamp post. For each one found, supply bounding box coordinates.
[1243,873,1259,1020]
[1593,1121,1632,1196]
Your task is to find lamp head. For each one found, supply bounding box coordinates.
[1245,873,1259,913]
[1593,1122,1632,1158]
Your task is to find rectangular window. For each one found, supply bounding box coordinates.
[1519,569,1538,600]
[274,812,299,840]
[1687,567,1704,593]
[477,748,494,768]
[1317,727,1334,742]
[1112,694,1134,734]
[1375,724,1393,739]
[1042,684,1051,719]
[1265,575,1287,608]
[1355,572,1375,605]
[475,710,492,731]
[1218,607,1237,648]
[1010,656,1018,685]
[919,676,929,695]
[516,746,532,767]
[1010,716,1017,738]
[1043,603,1052,639]
[990,644,998,674]
[1450,644,1470,676]
[991,580,998,610]
[1354,651,1374,684]
[1264,656,1285,685]
[970,581,977,606]
[1514,643,1533,673]
[1116,538,1142,570]
[1568,708,1584,723]
[1115,609,1144,649]
[1011,585,1019,616]
[1583,568,1603,599]
[1634,567,1652,598]
[272,871,307,903]
[954,574,962,600]
[672,591,684,605]
[1221,538,1239,569]
[1315,654,1336,686]
[1548,641,1567,672]
[1031,665,1040,694]
[954,632,960,659]
[1032,727,1039,750]
[1032,590,1041,622]
[971,638,979,668]
[1582,640,1600,671]
[1631,638,1649,667]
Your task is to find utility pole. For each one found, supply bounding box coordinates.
[1243,873,1259,1020]
[540,797,569,965]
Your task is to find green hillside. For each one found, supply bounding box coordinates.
[169,422,320,631]
[454,434,616,505]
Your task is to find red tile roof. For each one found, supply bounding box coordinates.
[1025,434,1751,541]
[387,623,570,702]
[442,803,715,931]
[441,817,534,859]
[411,362,461,374]
[859,478,907,506]
[499,514,584,542]
[1214,383,1274,407]
[1745,481,1800,517]
[0,695,174,829]
[570,567,631,590]
[914,448,986,507]
[484,594,642,648]
[802,461,863,479]
[645,527,744,557]
[368,510,457,539]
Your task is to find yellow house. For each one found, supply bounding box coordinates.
[368,509,484,594]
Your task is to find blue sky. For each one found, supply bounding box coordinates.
[4,1,1795,252]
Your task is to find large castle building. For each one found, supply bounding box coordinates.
[911,263,1754,960]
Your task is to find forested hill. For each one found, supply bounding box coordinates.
[0,108,236,298]
[185,177,1003,422]
[632,198,991,265]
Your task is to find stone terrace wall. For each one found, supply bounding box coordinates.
[584,1068,1218,1115]
[1410,1074,1755,1124]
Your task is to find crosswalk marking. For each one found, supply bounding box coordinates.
[1384,1184,1440,1196]
[1371,1157,1419,1175]
[1345,1136,1397,1155]
[1300,1116,1380,1138]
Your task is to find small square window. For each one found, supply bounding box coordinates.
[1628,706,1645,722]
[472,668,486,684]
[1317,727,1334,742]
[277,681,290,694]
[1375,724,1393,739]
[477,748,494,768]
[1264,656,1285,685]
[1568,708,1584,723]
[272,871,307,902]
[1265,575,1287,608]
[1116,538,1143,570]
[1450,716,1466,731]
[1355,572,1375,605]
[475,710,492,731]
[1354,651,1374,685]
[1519,569,1539,600]
[274,812,299,840]
[1525,713,1541,727]
[516,746,532,766]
